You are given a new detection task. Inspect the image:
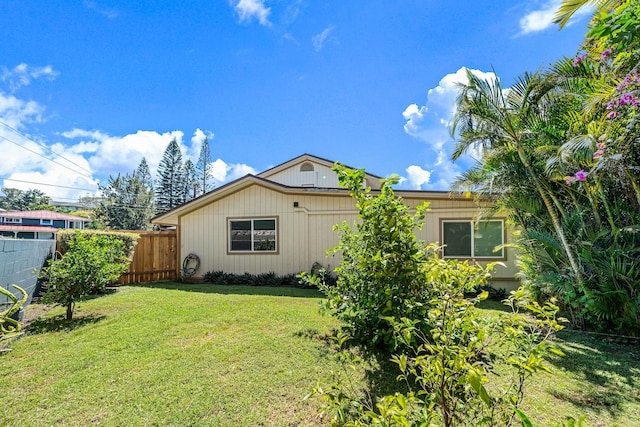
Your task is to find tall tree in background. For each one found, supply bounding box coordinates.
[155,139,185,213]
[135,157,154,191]
[182,159,198,202]
[0,188,51,211]
[195,137,213,196]
[95,170,154,230]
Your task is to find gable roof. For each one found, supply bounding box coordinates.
[151,153,468,226]
[151,173,352,225]
[257,153,383,182]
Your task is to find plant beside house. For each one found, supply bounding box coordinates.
[306,165,568,426]
[40,230,138,320]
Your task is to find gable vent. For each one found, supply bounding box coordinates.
[300,162,315,172]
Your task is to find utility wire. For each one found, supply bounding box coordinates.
[0,134,94,179]
[0,119,94,176]
[1,177,98,192]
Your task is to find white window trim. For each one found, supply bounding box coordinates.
[4,217,21,224]
[228,217,278,254]
[441,219,505,259]
[41,219,53,225]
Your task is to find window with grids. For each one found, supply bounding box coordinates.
[442,220,504,258]
[229,218,277,252]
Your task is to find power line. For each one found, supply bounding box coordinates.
[0,119,94,176]
[1,177,98,192]
[0,134,94,179]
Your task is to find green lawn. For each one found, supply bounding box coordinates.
[1,283,639,426]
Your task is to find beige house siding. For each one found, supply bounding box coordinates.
[265,162,340,188]
[152,155,520,291]
[178,185,519,290]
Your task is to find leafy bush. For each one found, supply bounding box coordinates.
[57,229,138,259]
[41,231,135,320]
[202,270,312,288]
[320,165,442,350]
[312,288,566,426]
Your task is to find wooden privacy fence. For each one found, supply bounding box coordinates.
[117,231,178,284]
[56,230,178,284]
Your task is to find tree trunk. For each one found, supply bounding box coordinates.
[516,147,584,284]
[66,303,73,320]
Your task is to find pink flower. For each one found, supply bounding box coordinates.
[572,53,587,67]
[597,142,607,150]
[601,47,614,61]
[607,111,620,119]
[606,99,617,110]
[598,134,606,142]
[575,170,589,181]
[565,176,576,185]
[619,93,636,106]
[593,150,603,159]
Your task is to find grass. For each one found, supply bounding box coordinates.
[0,283,345,426]
[1,283,639,426]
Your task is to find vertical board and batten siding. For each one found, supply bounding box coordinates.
[265,162,340,188]
[404,196,520,284]
[263,161,382,190]
[179,185,519,287]
[180,185,341,276]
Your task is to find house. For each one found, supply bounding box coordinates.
[151,154,520,290]
[0,210,90,240]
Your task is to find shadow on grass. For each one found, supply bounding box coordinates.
[26,313,106,335]
[546,330,640,418]
[296,326,409,407]
[132,281,325,299]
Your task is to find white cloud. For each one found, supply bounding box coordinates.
[519,1,559,34]
[209,158,256,186]
[62,129,185,178]
[401,67,498,190]
[188,128,215,160]
[0,92,45,129]
[83,1,119,19]
[518,0,592,34]
[233,0,271,26]
[402,104,428,139]
[1,63,59,92]
[405,165,431,189]
[1,89,249,202]
[312,25,336,52]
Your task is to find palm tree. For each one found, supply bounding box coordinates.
[554,0,626,28]
[451,69,584,283]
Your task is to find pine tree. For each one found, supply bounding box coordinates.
[155,139,185,213]
[183,159,198,202]
[135,157,154,191]
[95,171,154,230]
[196,137,213,196]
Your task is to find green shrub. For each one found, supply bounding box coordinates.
[320,165,435,350]
[41,231,135,320]
[57,229,139,259]
[202,270,315,288]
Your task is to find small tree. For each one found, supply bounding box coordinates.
[322,164,431,349]
[41,231,136,320]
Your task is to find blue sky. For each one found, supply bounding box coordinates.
[0,1,590,202]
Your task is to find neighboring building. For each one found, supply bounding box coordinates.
[152,154,519,290]
[0,210,90,240]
